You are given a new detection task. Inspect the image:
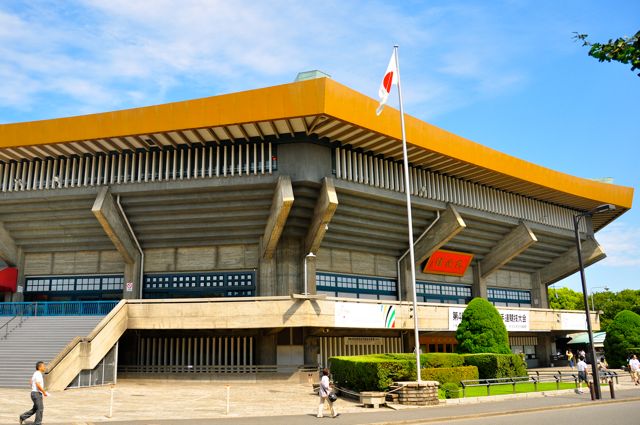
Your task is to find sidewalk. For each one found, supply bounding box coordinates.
[0,376,638,425]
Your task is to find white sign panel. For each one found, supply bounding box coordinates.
[334,302,397,329]
[560,313,588,331]
[449,307,530,331]
[125,282,134,292]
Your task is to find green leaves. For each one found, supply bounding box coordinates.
[603,310,640,367]
[456,298,511,354]
[575,31,640,77]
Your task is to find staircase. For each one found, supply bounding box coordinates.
[0,316,104,388]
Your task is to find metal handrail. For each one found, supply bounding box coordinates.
[460,374,577,397]
[0,312,27,339]
[0,301,118,317]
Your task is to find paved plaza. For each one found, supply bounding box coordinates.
[0,373,639,425]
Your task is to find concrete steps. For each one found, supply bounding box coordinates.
[0,316,104,388]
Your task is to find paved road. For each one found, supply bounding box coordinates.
[68,391,640,425]
[422,400,640,425]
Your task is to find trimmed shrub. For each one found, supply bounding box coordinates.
[462,353,527,379]
[441,382,462,399]
[603,310,640,368]
[456,298,511,354]
[330,355,413,392]
[386,353,465,368]
[421,366,479,385]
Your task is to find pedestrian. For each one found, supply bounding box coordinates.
[317,368,339,418]
[19,361,48,425]
[629,354,640,386]
[579,349,586,359]
[566,349,574,369]
[576,355,588,394]
[597,356,609,384]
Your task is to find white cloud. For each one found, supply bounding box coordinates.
[597,222,640,267]
[0,1,540,121]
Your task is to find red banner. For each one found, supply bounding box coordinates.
[0,267,18,292]
[423,250,474,277]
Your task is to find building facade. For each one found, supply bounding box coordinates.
[0,76,633,387]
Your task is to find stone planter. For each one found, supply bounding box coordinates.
[360,391,387,408]
[394,381,440,406]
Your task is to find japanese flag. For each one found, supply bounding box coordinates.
[376,50,398,115]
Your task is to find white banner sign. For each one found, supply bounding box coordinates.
[449,307,530,331]
[334,302,397,329]
[560,313,588,331]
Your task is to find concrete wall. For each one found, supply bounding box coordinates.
[277,143,332,182]
[23,251,124,276]
[316,248,397,278]
[484,269,532,290]
[144,244,259,273]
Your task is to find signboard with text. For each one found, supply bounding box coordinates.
[449,307,530,331]
[423,250,474,277]
[335,302,397,329]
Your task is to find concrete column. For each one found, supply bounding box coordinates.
[0,222,18,267]
[262,176,295,260]
[480,222,537,279]
[471,263,487,299]
[256,333,277,365]
[304,331,319,365]
[304,254,317,295]
[399,204,466,301]
[258,237,277,296]
[530,271,549,309]
[92,187,142,299]
[275,237,302,295]
[539,236,606,285]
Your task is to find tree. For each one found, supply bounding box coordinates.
[548,287,640,331]
[603,310,640,368]
[456,298,511,354]
[548,287,584,311]
[575,31,640,77]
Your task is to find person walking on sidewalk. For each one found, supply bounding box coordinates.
[317,368,339,418]
[576,355,589,394]
[19,361,48,425]
[629,354,640,385]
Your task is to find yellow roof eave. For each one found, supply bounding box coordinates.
[0,77,633,210]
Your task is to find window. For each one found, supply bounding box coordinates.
[143,271,256,298]
[487,288,532,308]
[416,282,472,305]
[316,272,397,300]
[25,275,123,294]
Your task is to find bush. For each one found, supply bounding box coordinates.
[330,355,413,392]
[386,353,465,368]
[441,382,461,399]
[603,310,640,367]
[462,353,527,379]
[330,354,477,391]
[456,298,511,354]
[421,366,479,385]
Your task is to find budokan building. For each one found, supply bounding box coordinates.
[0,74,633,390]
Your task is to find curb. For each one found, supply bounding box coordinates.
[370,396,640,425]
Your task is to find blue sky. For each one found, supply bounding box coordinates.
[0,1,638,293]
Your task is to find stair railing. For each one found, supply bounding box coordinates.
[0,312,27,340]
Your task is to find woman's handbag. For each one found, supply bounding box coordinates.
[328,392,338,402]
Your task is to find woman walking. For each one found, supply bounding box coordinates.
[317,368,339,418]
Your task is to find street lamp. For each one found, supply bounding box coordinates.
[589,286,609,312]
[303,252,316,296]
[573,203,615,400]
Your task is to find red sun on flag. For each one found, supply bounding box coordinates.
[382,71,394,94]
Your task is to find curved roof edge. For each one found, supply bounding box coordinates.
[0,77,633,212]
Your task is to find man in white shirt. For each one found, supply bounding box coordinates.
[629,354,640,385]
[576,355,589,394]
[19,361,48,425]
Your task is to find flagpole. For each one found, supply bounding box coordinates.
[393,45,422,384]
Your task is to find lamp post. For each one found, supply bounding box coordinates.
[589,286,609,312]
[573,203,615,400]
[303,252,316,296]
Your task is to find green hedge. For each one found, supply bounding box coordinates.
[421,366,478,385]
[329,355,413,392]
[462,353,527,379]
[440,382,462,399]
[329,354,477,391]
